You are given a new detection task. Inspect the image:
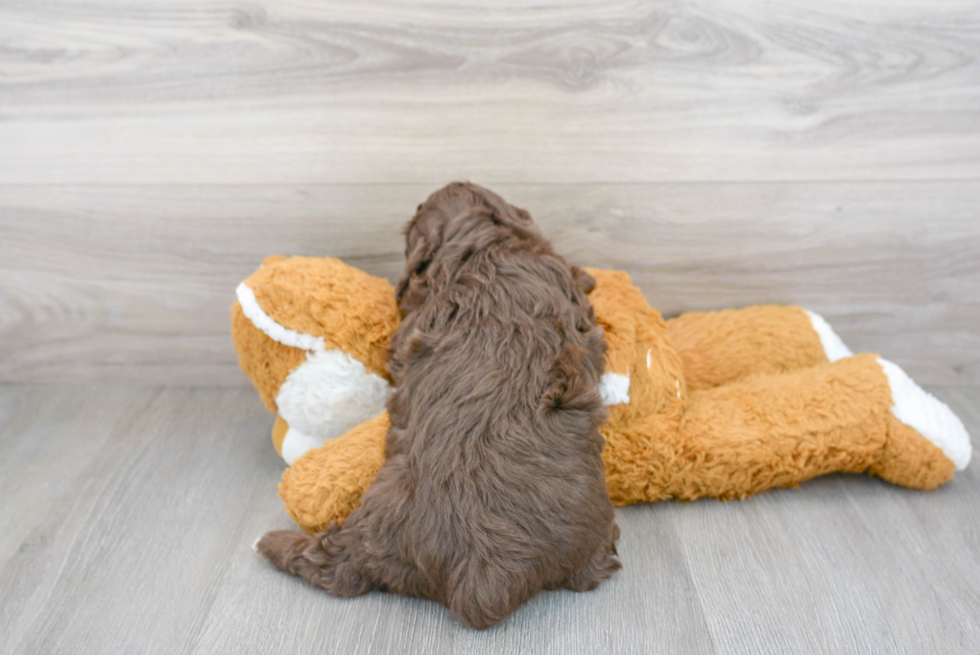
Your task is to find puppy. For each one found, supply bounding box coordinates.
[257,182,620,629]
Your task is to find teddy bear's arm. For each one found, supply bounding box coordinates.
[280,412,390,535]
[666,305,838,391]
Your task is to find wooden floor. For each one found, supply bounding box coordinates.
[1,384,978,655]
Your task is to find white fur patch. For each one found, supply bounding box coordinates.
[237,280,393,462]
[804,309,853,362]
[878,358,972,471]
[276,349,392,459]
[236,282,325,353]
[600,372,630,406]
[280,425,326,466]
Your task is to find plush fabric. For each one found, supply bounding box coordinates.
[231,257,968,535]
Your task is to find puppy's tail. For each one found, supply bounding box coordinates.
[447,562,534,630]
[255,525,370,597]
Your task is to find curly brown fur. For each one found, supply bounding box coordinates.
[257,182,620,629]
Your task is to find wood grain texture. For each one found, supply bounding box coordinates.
[0,386,137,565]
[2,0,978,385]
[0,384,977,654]
[2,182,978,385]
[1,0,979,184]
[0,386,281,655]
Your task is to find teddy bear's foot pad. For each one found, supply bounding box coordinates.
[879,358,972,470]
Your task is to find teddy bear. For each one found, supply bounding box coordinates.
[232,255,971,535]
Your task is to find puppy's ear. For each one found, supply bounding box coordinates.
[568,265,598,333]
[396,210,442,311]
[570,266,596,296]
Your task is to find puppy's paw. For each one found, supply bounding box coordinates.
[255,530,311,571]
[565,545,622,592]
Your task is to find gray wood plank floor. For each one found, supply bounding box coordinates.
[1,385,977,654]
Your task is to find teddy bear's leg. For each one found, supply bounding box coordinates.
[872,414,957,489]
[612,354,965,503]
[666,305,852,391]
[279,413,390,534]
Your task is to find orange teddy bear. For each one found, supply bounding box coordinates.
[232,211,970,537]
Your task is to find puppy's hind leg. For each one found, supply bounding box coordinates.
[256,525,370,596]
[565,523,622,592]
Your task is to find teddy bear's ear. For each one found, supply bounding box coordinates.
[262,254,287,267]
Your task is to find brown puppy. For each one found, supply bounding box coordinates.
[257,182,620,629]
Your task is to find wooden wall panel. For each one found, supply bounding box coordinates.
[1,1,977,384]
[1,1,979,184]
[1,183,977,384]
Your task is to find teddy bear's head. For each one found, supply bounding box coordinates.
[232,257,687,467]
[231,256,401,463]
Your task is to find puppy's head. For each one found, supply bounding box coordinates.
[396,182,543,309]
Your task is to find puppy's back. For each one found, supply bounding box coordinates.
[382,230,618,627]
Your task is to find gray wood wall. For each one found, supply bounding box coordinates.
[2,0,978,385]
